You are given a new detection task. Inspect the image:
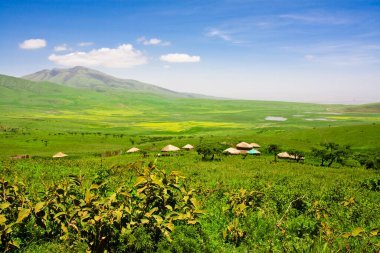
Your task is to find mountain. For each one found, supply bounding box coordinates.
[22,66,209,98]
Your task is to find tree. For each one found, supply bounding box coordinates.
[196,143,225,161]
[267,144,280,162]
[288,149,305,163]
[311,142,352,167]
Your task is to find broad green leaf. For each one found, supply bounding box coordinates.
[34,201,45,214]
[134,177,147,187]
[9,240,20,249]
[140,218,149,224]
[85,189,92,205]
[151,175,164,187]
[137,185,147,194]
[0,214,7,224]
[114,210,123,223]
[166,222,174,231]
[153,215,163,225]
[190,197,200,208]
[351,227,364,237]
[0,202,10,210]
[90,183,100,190]
[54,212,66,220]
[370,228,379,236]
[145,207,158,218]
[165,205,173,211]
[16,208,31,223]
[188,219,198,225]
[109,193,117,203]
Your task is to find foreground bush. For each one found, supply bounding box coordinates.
[0,162,203,252]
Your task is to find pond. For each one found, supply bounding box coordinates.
[265,116,287,121]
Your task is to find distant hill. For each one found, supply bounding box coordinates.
[2,73,379,135]
[343,103,380,113]
[22,66,210,98]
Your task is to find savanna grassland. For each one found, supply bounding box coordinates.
[0,74,380,252]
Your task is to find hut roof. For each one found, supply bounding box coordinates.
[247,149,261,155]
[236,142,253,150]
[182,144,194,150]
[10,154,30,160]
[161,144,180,152]
[223,147,241,155]
[250,143,261,148]
[53,152,68,158]
[277,152,290,158]
[127,147,140,153]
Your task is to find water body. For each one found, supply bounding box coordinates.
[305,118,336,121]
[265,116,287,121]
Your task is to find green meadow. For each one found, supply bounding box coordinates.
[0,74,380,252]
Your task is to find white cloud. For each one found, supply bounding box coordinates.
[205,28,243,44]
[137,36,171,46]
[279,13,349,25]
[54,44,69,52]
[19,39,47,49]
[48,44,147,68]
[206,28,232,41]
[78,42,94,47]
[160,53,200,63]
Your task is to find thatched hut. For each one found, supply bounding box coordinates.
[10,154,30,160]
[182,144,194,150]
[223,147,241,155]
[247,149,261,155]
[277,152,290,159]
[53,152,68,158]
[250,143,261,149]
[236,142,253,150]
[161,144,180,152]
[127,147,140,153]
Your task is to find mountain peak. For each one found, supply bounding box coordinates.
[22,66,209,98]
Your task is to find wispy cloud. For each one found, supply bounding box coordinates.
[54,44,70,52]
[19,39,47,49]
[279,13,349,25]
[48,44,147,68]
[205,28,244,44]
[285,42,380,66]
[137,36,170,46]
[78,42,94,47]
[160,53,200,63]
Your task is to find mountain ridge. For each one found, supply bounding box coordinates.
[22,66,212,99]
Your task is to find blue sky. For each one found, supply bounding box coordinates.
[1,0,379,103]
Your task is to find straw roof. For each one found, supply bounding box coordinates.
[289,154,305,160]
[182,144,194,150]
[223,147,241,155]
[10,154,30,160]
[236,142,253,150]
[161,144,180,152]
[250,143,261,148]
[277,152,290,159]
[53,152,68,158]
[247,149,261,155]
[127,147,140,153]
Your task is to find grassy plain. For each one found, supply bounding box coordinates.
[0,75,379,251]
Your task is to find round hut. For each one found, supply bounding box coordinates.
[127,147,140,153]
[236,142,254,150]
[53,152,68,158]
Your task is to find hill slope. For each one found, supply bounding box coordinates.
[1,74,379,135]
[22,66,207,98]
